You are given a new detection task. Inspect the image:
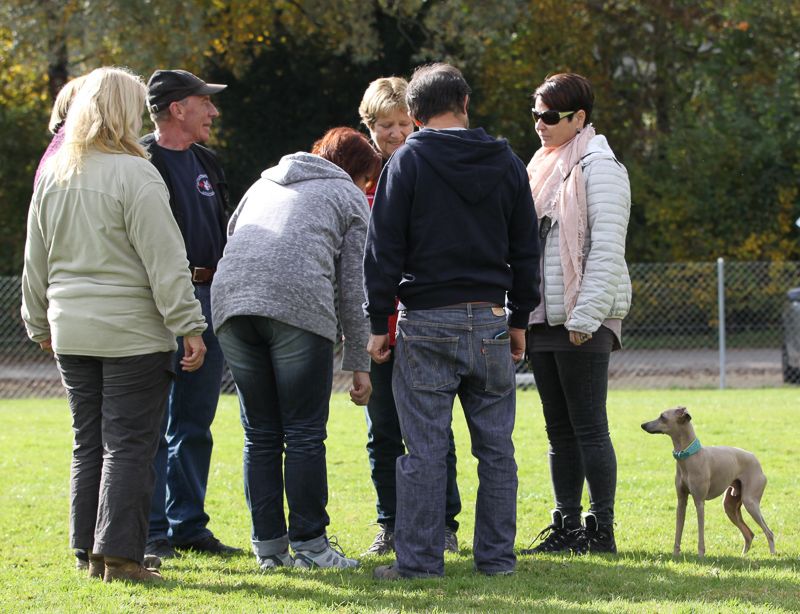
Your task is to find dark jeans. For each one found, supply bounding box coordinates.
[393,304,518,577]
[217,316,332,552]
[149,284,225,545]
[527,348,617,526]
[56,352,173,562]
[364,351,461,532]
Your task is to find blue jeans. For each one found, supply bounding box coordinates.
[149,284,225,545]
[216,316,332,549]
[527,348,616,526]
[393,304,518,577]
[364,351,461,531]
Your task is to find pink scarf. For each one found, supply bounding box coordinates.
[527,125,595,318]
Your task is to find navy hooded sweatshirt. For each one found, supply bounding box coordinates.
[363,127,540,334]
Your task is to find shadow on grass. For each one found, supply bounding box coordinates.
[145,552,799,613]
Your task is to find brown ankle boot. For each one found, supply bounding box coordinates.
[103,556,164,583]
[87,552,105,579]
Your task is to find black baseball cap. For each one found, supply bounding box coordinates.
[147,69,227,113]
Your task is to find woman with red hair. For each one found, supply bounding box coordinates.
[211,127,380,571]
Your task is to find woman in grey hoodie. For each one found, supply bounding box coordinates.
[211,127,381,571]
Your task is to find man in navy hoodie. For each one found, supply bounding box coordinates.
[365,63,540,579]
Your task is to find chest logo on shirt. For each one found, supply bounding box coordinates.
[196,174,215,197]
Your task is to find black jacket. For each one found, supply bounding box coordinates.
[141,133,230,247]
[363,127,540,332]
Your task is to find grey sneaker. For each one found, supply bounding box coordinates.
[258,550,294,570]
[293,536,359,569]
[363,524,394,556]
[444,527,459,553]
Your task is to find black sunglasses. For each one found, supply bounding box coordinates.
[531,109,576,125]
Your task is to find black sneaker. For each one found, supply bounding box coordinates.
[520,510,582,554]
[573,513,617,554]
[174,534,242,555]
[362,524,395,556]
[444,527,459,553]
[145,538,180,559]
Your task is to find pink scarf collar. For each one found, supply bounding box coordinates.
[527,124,595,318]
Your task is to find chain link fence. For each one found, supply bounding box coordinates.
[2,260,799,398]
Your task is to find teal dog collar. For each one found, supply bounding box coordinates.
[673,438,702,460]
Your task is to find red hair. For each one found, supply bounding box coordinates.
[311,127,382,185]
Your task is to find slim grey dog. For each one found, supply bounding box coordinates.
[641,406,775,558]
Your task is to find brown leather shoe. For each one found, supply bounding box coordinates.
[87,552,104,579]
[103,556,164,583]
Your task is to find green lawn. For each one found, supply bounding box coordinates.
[1,389,798,613]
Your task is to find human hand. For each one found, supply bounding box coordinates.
[569,330,592,346]
[509,327,526,362]
[350,371,372,406]
[366,334,391,364]
[39,338,52,353]
[181,335,207,371]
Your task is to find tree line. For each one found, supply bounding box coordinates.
[1,0,798,275]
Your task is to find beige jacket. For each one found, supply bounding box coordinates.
[21,151,206,357]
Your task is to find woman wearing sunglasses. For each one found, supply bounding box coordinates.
[522,73,631,555]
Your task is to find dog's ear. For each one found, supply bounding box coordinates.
[676,407,692,423]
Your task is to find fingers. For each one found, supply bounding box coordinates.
[349,372,372,406]
[349,385,371,406]
[569,331,592,346]
[369,348,391,364]
[509,327,526,363]
[366,334,391,364]
[181,336,207,372]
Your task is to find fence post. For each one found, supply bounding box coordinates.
[717,257,726,389]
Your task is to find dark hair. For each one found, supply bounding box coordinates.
[312,127,382,184]
[405,63,472,125]
[532,73,594,125]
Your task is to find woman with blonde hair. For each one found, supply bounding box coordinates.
[21,66,207,583]
[357,77,462,556]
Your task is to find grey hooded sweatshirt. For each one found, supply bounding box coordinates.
[211,152,370,372]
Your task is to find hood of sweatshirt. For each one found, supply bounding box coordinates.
[404,128,516,205]
[262,152,353,186]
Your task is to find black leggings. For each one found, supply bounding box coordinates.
[528,350,616,526]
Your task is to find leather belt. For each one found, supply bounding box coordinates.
[190,266,215,284]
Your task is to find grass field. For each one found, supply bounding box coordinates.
[1,389,798,613]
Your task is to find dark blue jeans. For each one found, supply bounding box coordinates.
[149,284,225,545]
[527,349,617,526]
[217,316,332,550]
[364,351,461,532]
[393,304,518,577]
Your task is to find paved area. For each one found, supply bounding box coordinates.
[1,348,790,399]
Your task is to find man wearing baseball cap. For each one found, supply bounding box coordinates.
[142,69,239,557]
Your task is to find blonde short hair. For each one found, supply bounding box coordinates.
[48,75,87,134]
[358,77,408,129]
[50,67,148,182]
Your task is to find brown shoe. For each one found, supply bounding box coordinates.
[87,552,104,579]
[103,556,164,583]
